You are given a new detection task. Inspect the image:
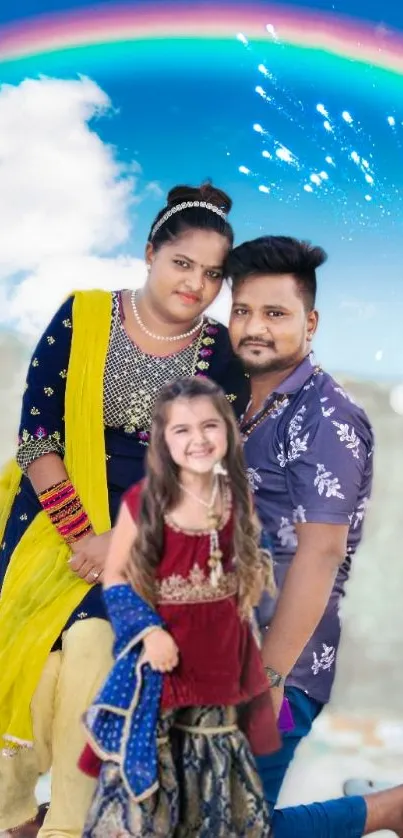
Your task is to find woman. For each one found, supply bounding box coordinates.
[0,182,248,838]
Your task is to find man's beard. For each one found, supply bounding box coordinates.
[238,346,306,376]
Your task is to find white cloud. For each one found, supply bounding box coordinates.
[0,74,232,344]
[7,255,147,336]
[0,76,147,335]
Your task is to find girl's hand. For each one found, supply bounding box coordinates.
[143,628,179,673]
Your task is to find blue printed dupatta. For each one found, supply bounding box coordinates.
[82,584,163,802]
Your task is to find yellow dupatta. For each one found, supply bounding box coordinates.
[0,290,112,751]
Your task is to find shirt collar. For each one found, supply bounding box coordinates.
[273,352,319,396]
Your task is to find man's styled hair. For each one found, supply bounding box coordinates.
[227,235,327,311]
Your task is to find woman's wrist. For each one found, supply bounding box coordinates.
[38,478,92,544]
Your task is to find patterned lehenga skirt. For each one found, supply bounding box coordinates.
[82,706,272,838]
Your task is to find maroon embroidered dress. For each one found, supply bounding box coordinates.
[124,482,279,757]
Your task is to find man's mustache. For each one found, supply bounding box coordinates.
[239,337,276,349]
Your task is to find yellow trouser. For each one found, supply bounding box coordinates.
[0,618,114,838]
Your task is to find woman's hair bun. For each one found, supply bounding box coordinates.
[166,181,232,215]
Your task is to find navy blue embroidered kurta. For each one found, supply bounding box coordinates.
[0,292,249,641]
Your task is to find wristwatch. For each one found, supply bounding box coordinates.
[264,665,286,688]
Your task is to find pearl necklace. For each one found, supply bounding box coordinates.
[131,290,204,342]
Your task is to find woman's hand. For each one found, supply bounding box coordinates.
[68,531,113,584]
[142,628,179,673]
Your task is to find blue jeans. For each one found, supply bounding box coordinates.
[257,685,324,808]
[256,686,367,838]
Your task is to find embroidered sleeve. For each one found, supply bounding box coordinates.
[16,296,74,472]
[284,398,374,525]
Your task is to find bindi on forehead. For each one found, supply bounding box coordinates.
[174,252,223,270]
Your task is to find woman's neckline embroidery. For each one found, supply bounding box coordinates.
[110,291,220,443]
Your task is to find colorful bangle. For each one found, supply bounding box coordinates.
[38,479,92,544]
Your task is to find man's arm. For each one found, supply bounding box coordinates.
[262,521,347,715]
[262,394,373,716]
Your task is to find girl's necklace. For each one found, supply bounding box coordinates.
[179,481,218,520]
[178,480,226,588]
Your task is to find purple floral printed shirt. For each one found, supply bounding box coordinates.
[244,353,374,704]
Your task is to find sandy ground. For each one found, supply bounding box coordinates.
[277,712,403,837]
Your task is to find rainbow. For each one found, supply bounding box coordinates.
[0,2,402,76]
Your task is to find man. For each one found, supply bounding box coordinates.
[227,235,374,808]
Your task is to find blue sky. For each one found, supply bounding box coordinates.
[0,0,402,380]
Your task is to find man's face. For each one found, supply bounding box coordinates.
[229,273,318,375]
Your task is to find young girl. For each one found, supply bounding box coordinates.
[80,376,279,837]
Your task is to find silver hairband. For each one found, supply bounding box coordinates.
[151,200,227,240]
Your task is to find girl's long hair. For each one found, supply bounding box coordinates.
[127,376,275,617]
